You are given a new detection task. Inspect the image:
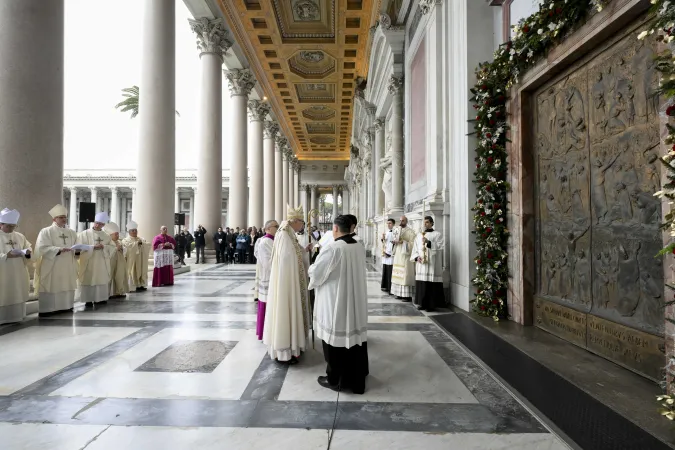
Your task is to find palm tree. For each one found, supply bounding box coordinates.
[115,85,180,118]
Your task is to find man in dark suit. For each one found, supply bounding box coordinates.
[214,227,227,263]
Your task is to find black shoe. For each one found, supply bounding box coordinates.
[317,376,340,392]
[38,312,54,317]
[85,302,94,307]
[99,300,108,304]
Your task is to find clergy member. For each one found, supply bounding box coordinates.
[390,216,416,301]
[254,219,278,340]
[264,205,313,364]
[152,226,176,287]
[105,222,128,299]
[309,215,369,394]
[34,204,79,316]
[0,209,32,324]
[381,218,395,294]
[77,212,115,306]
[411,216,445,312]
[122,220,150,291]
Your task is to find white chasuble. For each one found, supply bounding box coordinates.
[109,240,128,296]
[381,229,394,266]
[34,224,78,313]
[308,239,368,348]
[77,228,115,303]
[411,230,444,283]
[0,230,32,323]
[122,236,150,290]
[391,226,417,290]
[263,223,310,361]
[254,236,274,302]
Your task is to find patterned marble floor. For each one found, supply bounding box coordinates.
[0,263,570,450]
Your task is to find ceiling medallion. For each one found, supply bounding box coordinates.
[307,83,327,91]
[293,0,321,21]
[299,50,324,63]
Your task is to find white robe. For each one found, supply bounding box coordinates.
[122,236,150,290]
[109,240,128,296]
[263,223,310,361]
[411,230,444,283]
[295,232,311,272]
[254,236,274,302]
[0,231,32,324]
[309,239,368,348]
[34,223,78,313]
[77,228,115,303]
[391,226,417,296]
[381,229,394,265]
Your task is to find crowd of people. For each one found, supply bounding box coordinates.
[175,225,268,265]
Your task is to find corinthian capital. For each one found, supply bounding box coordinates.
[188,18,232,59]
[224,69,256,97]
[420,0,443,14]
[247,99,270,122]
[275,135,288,148]
[387,75,404,95]
[263,121,279,139]
[373,118,384,131]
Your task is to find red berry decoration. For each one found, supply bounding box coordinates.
[476,115,481,120]
[481,212,486,216]
[489,120,495,126]
[486,133,492,138]
[480,305,486,311]
[477,259,482,264]
[486,227,492,233]
[523,25,530,33]
[488,253,493,259]
[487,157,493,163]
[492,299,499,305]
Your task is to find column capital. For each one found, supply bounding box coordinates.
[373,118,384,131]
[387,75,404,95]
[130,187,137,194]
[247,99,270,122]
[109,186,119,194]
[275,135,288,149]
[419,0,443,15]
[89,186,98,193]
[69,186,78,193]
[188,17,232,59]
[193,187,198,194]
[224,68,256,97]
[263,121,279,139]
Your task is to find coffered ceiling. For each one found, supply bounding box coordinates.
[216,0,378,160]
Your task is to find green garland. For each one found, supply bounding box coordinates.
[469,0,610,320]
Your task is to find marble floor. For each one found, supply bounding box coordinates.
[0,262,571,450]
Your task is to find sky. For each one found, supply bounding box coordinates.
[64,0,234,170]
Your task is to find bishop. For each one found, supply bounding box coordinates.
[77,212,115,305]
[390,216,417,301]
[122,220,150,291]
[105,222,128,299]
[0,208,32,324]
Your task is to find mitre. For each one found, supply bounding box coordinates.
[104,222,120,234]
[94,211,109,223]
[287,205,304,221]
[126,220,138,231]
[48,204,68,218]
[0,208,20,225]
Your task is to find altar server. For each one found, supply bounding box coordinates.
[122,221,150,291]
[34,204,78,315]
[411,216,445,311]
[309,215,369,394]
[0,208,32,324]
[105,222,128,299]
[254,220,278,340]
[380,218,395,293]
[390,216,416,301]
[77,212,115,305]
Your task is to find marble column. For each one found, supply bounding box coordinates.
[190,17,231,245]
[296,167,302,206]
[247,99,269,227]
[263,121,278,222]
[174,188,180,214]
[302,185,309,216]
[69,188,78,230]
[374,119,385,215]
[110,187,119,225]
[310,185,318,227]
[388,76,404,213]
[130,188,137,220]
[225,68,255,229]
[332,185,338,220]
[135,0,175,239]
[120,195,128,234]
[89,187,99,213]
[0,0,64,246]
[274,136,286,220]
[188,188,195,231]
[282,148,289,218]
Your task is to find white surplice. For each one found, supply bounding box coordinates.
[381,229,394,266]
[308,238,368,348]
[410,230,444,282]
[263,223,310,361]
[0,230,32,324]
[122,236,150,290]
[34,223,78,313]
[77,228,115,303]
[254,236,274,302]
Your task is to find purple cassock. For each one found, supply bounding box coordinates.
[152,233,176,287]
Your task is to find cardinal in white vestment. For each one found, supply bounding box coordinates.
[104,222,128,299]
[263,205,313,364]
[309,215,369,394]
[390,216,417,300]
[122,221,150,291]
[411,216,445,311]
[0,209,32,324]
[77,212,115,305]
[34,204,79,315]
[254,220,278,341]
[380,218,395,294]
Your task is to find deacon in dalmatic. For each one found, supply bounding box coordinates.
[309,215,369,394]
[390,216,417,301]
[34,204,79,315]
[77,212,115,305]
[411,216,445,312]
[104,222,128,299]
[122,220,149,291]
[0,209,32,324]
[264,205,313,364]
[380,218,395,294]
[254,219,278,341]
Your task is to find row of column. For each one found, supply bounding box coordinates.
[65,187,137,230]
[299,185,348,227]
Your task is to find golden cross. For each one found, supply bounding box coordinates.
[59,233,68,245]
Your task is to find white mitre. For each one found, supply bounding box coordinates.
[104,222,120,234]
[49,204,68,218]
[95,211,109,223]
[126,220,138,231]
[287,205,304,221]
[0,208,20,225]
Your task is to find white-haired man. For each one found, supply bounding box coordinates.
[34,204,78,315]
[122,220,149,291]
[77,211,115,305]
[0,208,32,324]
[254,219,278,340]
[264,205,314,364]
[104,222,128,299]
